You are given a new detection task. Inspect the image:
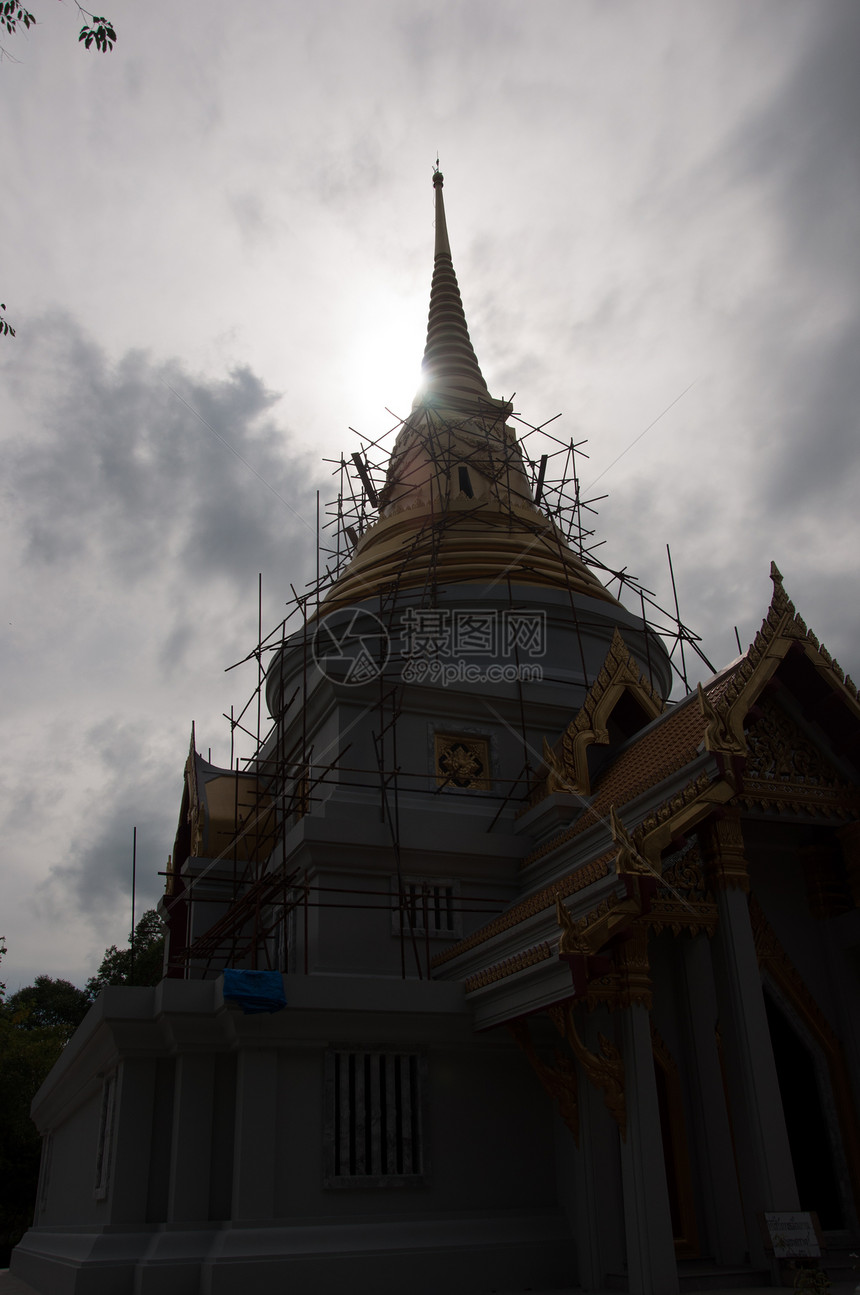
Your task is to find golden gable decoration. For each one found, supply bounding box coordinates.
[179,726,276,866]
[536,627,665,801]
[696,564,860,760]
[740,696,859,819]
[187,741,205,858]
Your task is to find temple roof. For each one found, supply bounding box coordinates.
[431,569,860,973]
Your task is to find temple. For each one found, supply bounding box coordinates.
[13,172,860,1295]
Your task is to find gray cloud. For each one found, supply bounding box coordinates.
[47,718,180,921]
[738,2,860,265]
[6,315,318,594]
[0,316,325,956]
[719,3,860,507]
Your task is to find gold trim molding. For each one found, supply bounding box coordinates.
[524,769,723,871]
[699,806,750,893]
[431,852,612,969]
[464,941,553,992]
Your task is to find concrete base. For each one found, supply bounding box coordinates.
[12,1212,574,1295]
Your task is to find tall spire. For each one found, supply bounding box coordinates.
[316,171,621,615]
[415,168,499,412]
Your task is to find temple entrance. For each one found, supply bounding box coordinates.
[765,994,844,1229]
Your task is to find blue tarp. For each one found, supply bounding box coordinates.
[222,968,287,1014]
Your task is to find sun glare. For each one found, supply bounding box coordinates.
[344,304,424,430]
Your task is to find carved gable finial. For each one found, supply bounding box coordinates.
[542,735,584,797]
[610,805,654,878]
[766,559,797,625]
[556,894,592,955]
[697,680,747,757]
[716,563,860,736]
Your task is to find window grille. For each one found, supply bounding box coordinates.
[325,1050,426,1187]
[392,877,459,938]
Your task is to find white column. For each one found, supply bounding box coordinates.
[702,812,799,1267]
[679,933,746,1265]
[618,1000,679,1295]
[573,1009,627,1291]
[232,1049,278,1221]
[168,1053,215,1223]
[568,1085,603,1292]
[108,1058,156,1224]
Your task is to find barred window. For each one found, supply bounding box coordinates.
[325,1050,426,1187]
[391,877,459,938]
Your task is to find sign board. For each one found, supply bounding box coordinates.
[763,1212,821,1259]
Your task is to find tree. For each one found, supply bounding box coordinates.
[0,1015,63,1262]
[0,946,72,1264]
[85,909,165,997]
[0,912,164,1260]
[1,2,117,59]
[5,976,91,1040]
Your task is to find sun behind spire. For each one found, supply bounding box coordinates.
[317,171,620,614]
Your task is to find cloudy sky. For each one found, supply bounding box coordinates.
[2,1,858,990]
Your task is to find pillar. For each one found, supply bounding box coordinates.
[701,809,799,1267]
[679,933,746,1265]
[108,1058,157,1224]
[615,928,679,1295]
[568,1011,624,1292]
[168,1054,215,1222]
[232,1049,278,1221]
